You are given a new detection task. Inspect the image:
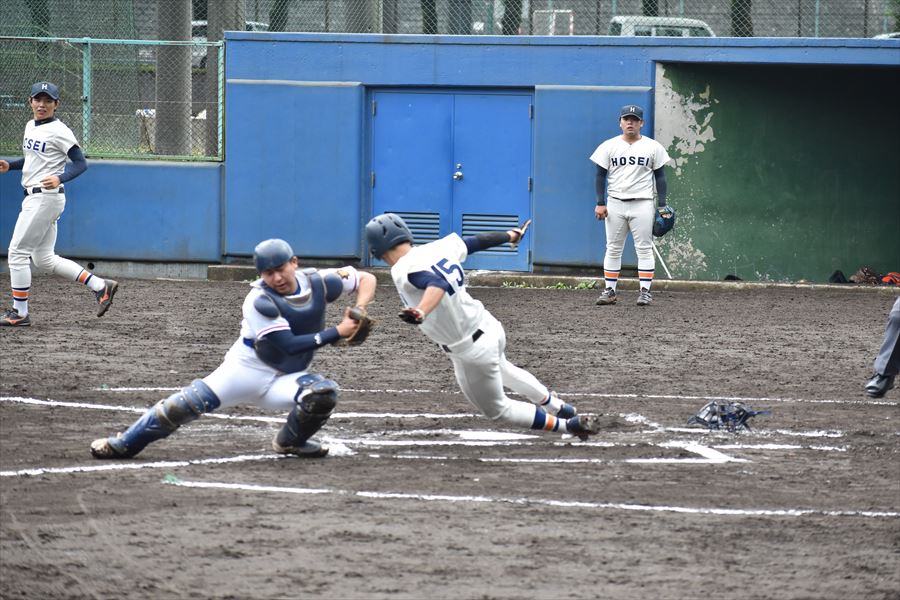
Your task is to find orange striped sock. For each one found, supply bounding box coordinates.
[12,287,29,316]
[604,269,620,290]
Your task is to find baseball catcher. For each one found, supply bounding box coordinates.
[90,238,377,460]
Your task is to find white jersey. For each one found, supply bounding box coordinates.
[20,118,79,189]
[390,234,486,346]
[589,135,671,199]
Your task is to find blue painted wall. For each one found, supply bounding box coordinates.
[1,161,222,262]
[223,33,898,277]
[3,34,897,279]
[224,80,364,258]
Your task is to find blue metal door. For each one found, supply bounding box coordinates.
[371,90,533,271]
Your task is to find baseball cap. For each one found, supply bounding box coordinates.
[30,81,60,100]
[620,104,643,119]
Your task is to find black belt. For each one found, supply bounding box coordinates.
[441,329,483,353]
[24,186,64,196]
[243,337,255,349]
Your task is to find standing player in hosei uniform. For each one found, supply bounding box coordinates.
[590,104,673,306]
[366,213,600,440]
[0,81,118,326]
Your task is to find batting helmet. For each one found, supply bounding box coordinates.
[365,213,413,259]
[253,239,294,272]
[653,206,677,237]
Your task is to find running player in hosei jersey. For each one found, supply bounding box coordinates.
[590,104,673,307]
[0,81,118,326]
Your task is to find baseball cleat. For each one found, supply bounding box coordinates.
[272,436,329,458]
[865,373,896,398]
[636,288,653,306]
[95,279,119,317]
[595,288,617,305]
[555,398,578,420]
[0,308,31,327]
[566,414,601,441]
[90,435,130,459]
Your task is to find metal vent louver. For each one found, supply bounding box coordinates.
[393,212,441,244]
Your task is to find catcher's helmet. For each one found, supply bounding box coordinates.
[653,206,676,237]
[253,238,294,272]
[366,213,413,259]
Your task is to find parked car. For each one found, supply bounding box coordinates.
[192,20,269,68]
[609,15,715,37]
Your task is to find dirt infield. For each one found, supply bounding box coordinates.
[1,276,898,600]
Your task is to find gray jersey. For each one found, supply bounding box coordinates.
[20,118,78,188]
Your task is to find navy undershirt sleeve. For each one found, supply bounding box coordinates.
[654,167,668,207]
[463,231,510,254]
[595,166,608,205]
[59,146,87,183]
[260,327,341,354]
[408,270,452,293]
[6,157,24,170]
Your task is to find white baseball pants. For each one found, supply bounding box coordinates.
[203,341,313,410]
[603,197,656,283]
[7,192,86,288]
[446,312,550,428]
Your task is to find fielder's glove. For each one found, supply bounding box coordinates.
[653,206,676,237]
[345,306,375,345]
[399,307,425,324]
[510,218,532,250]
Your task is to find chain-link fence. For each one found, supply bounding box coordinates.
[1,0,897,39]
[0,36,222,161]
[1,0,897,161]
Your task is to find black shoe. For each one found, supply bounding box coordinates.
[566,415,600,441]
[95,279,119,317]
[272,436,329,458]
[865,373,896,398]
[0,308,31,327]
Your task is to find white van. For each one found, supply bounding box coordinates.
[609,16,715,37]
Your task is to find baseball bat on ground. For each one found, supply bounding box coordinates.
[652,241,673,279]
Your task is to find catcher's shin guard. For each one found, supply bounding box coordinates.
[102,380,221,458]
[273,374,338,457]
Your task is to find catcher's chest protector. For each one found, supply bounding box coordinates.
[261,273,328,335]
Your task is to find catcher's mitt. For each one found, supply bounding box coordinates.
[510,218,532,250]
[399,306,425,324]
[345,306,374,345]
[653,206,676,237]
[687,401,770,432]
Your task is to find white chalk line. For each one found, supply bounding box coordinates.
[0,435,746,478]
[92,387,898,406]
[160,476,900,519]
[0,396,859,446]
[0,454,279,477]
